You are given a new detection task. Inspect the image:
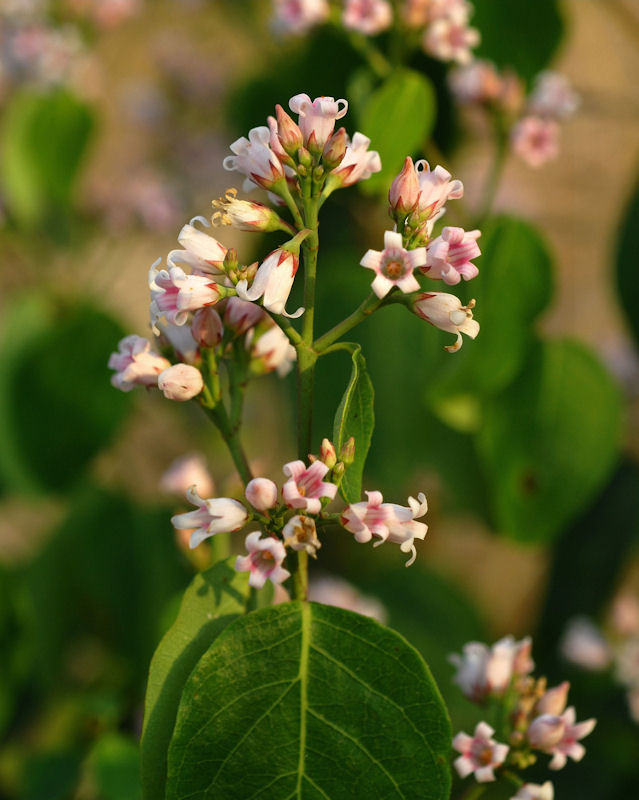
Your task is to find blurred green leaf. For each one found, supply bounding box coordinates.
[166,602,451,800]
[89,733,142,800]
[333,345,374,503]
[0,295,132,494]
[427,216,553,429]
[22,749,83,800]
[141,558,264,800]
[0,88,94,233]
[359,69,436,194]
[477,339,623,542]
[615,173,639,348]
[472,0,564,83]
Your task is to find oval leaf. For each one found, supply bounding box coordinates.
[332,345,374,503]
[477,338,622,542]
[167,602,451,800]
[359,69,436,194]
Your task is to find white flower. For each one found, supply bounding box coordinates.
[171,486,248,549]
[157,364,204,401]
[108,335,170,391]
[236,247,303,318]
[235,531,291,589]
[412,292,479,352]
[360,230,426,298]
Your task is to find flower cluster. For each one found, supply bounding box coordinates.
[272,0,480,65]
[450,636,596,796]
[167,438,429,585]
[449,61,579,168]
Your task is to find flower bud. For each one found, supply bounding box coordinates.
[320,438,337,469]
[339,436,355,465]
[224,296,266,336]
[389,156,420,217]
[191,308,223,348]
[158,364,204,401]
[332,461,345,481]
[527,714,566,750]
[223,247,238,272]
[322,127,347,169]
[275,104,304,156]
[536,681,570,717]
[245,477,279,511]
[212,189,286,233]
[297,147,313,167]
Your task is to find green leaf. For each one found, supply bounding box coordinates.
[359,69,436,194]
[615,174,639,348]
[0,88,94,233]
[472,0,564,82]
[427,216,553,429]
[141,558,268,800]
[332,345,374,503]
[89,734,142,800]
[166,602,451,800]
[0,296,132,494]
[477,338,623,542]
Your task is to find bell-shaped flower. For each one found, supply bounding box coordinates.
[223,126,286,191]
[510,782,554,800]
[171,486,249,549]
[150,264,222,327]
[212,188,285,233]
[423,12,480,65]
[343,0,393,36]
[245,478,279,511]
[248,323,297,377]
[389,156,420,217]
[414,160,464,221]
[272,0,330,35]
[412,292,479,352]
[449,636,534,702]
[235,531,290,589]
[547,708,596,770]
[423,226,481,285]
[108,335,170,391]
[160,454,214,499]
[511,116,560,169]
[167,216,227,277]
[283,514,322,557]
[289,93,348,151]
[327,132,381,189]
[453,722,509,783]
[236,247,303,318]
[282,460,337,514]
[360,230,425,298]
[157,363,204,401]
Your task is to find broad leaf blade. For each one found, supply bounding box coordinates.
[332,346,374,503]
[167,602,451,800]
[141,558,267,800]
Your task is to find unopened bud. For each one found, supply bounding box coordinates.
[297,147,312,168]
[191,308,223,348]
[332,462,345,481]
[536,681,570,717]
[275,104,303,156]
[245,477,279,511]
[527,715,566,750]
[389,156,420,217]
[320,438,337,469]
[322,127,347,169]
[223,247,238,272]
[158,364,204,402]
[267,115,295,167]
[308,454,318,463]
[339,436,355,465]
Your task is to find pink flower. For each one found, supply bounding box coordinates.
[341,490,428,566]
[150,264,221,327]
[236,247,303,318]
[160,454,214,498]
[108,335,170,391]
[527,71,579,120]
[223,126,286,191]
[560,617,611,671]
[389,156,420,216]
[235,531,291,589]
[453,722,509,783]
[423,12,480,65]
[282,460,337,514]
[248,324,297,377]
[167,216,227,277]
[157,364,204,401]
[224,297,267,335]
[272,0,330,35]
[423,226,481,285]
[529,707,596,770]
[510,783,554,800]
[191,307,224,348]
[360,230,426,298]
[328,132,382,188]
[171,486,248,548]
[511,116,560,168]
[245,478,279,511]
[448,60,502,105]
[289,93,349,151]
[412,292,479,352]
[536,681,570,716]
[449,636,534,702]
[342,0,393,36]
[414,160,464,220]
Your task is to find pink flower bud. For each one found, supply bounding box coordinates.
[322,127,347,169]
[527,715,566,750]
[320,438,337,468]
[339,436,355,465]
[389,156,420,216]
[536,682,570,717]
[245,477,279,511]
[191,308,223,348]
[158,364,204,401]
[275,103,304,156]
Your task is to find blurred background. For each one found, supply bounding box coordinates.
[1,0,638,797]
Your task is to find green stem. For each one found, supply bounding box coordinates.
[314,292,383,353]
[459,784,488,800]
[202,403,253,486]
[279,180,305,229]
[347,30,392,79]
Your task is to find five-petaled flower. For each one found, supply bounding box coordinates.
[453,722,509,783]
[235,531,291,588]
[282,460,337,514]
[171,486,249,549]
[527,707,596,770]
[423,226,481,285]
[289,93,348,151]
[360,230,426,298]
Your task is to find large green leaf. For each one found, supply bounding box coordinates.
[0,295,132,494]
[615,174,639,348]
[166,602,451,800]
[427,216,553,430]
[332,345,375,503]
[477,339,622,542]
[141,558,268,800]
[0,88,94,232]
[359,69,436,194]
